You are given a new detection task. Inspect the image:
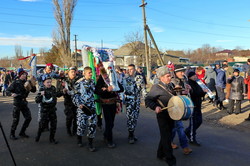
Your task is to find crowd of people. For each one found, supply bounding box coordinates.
[2,59,250,166]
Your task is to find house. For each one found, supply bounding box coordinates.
[114,41,190,68]
[215,50,233,57]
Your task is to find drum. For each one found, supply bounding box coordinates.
[167,95,194,120]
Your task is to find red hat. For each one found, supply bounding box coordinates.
[46,63,54,68]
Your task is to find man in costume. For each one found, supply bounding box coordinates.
[62,67,81,136]
[123,64,147,144]
[72,67,97,152]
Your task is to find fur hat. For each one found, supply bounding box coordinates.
[156,66,171,78]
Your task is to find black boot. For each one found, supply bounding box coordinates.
[128,131,137,144]
[19,127,29,138]
[67,128,72,136]
[77,136,83,147]
[49,132,58,144]
[10,130,18,140]
[88,138,96,152]
[35,129,42,142]
[220,102,227,111]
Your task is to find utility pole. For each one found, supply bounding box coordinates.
[140,0,150,81]
[146,25,164,65]
[101,39,103,49]
[74,34,78,67]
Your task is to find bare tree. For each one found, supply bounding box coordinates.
[52,0,77,67]
[14,45,23,58]
[123,30,145,66]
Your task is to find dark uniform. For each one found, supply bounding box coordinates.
[63,75,81,136]
[7,78,36,139]
[35,85,62,144]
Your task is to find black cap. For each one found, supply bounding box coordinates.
[174,65,185,72]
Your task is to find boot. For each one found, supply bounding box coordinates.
[245,114,250,121]
[49,132,58,144]
[35,129,42,142]
[19,127,29,138]
[88,138,96,152]
[72,124,77,136]
[77,136,83,147]
[220,102,227,111]
[67,128,72,136]
[10,130,18,140]
[128,131,137,144]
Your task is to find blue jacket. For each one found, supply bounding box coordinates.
[215,68,226,88]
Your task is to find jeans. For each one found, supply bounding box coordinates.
[172,120,188,148]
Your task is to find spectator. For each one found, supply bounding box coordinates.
[215,64,227,110]
[227,69,245,115]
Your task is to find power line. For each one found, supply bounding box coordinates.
[0,20,123,29]
[147,7,250,29]
[0,12,137,23]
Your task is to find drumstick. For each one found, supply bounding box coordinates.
[161,105,174,111]
[161,105,195,111]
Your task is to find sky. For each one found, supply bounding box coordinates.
[1,0,250,58]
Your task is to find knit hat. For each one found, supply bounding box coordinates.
[187,71,196,78]
[156,66,171,78]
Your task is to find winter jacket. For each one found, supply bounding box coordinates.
[7,79,36,107]
[228,76,244,100]
[145,81,176,110]
[215,68,226,88]
[204,68,217,91]
[188,79,206,112]
[95,75,124,100]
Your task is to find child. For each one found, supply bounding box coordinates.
[72,67,97,152]
[227,69,245,115]
[35,76,62,144]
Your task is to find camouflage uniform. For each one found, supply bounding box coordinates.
[123,73,147,141]
[72,77,97,139]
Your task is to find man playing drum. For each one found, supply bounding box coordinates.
[145,66,176,166]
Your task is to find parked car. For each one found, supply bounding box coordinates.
[232,63,244,72]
